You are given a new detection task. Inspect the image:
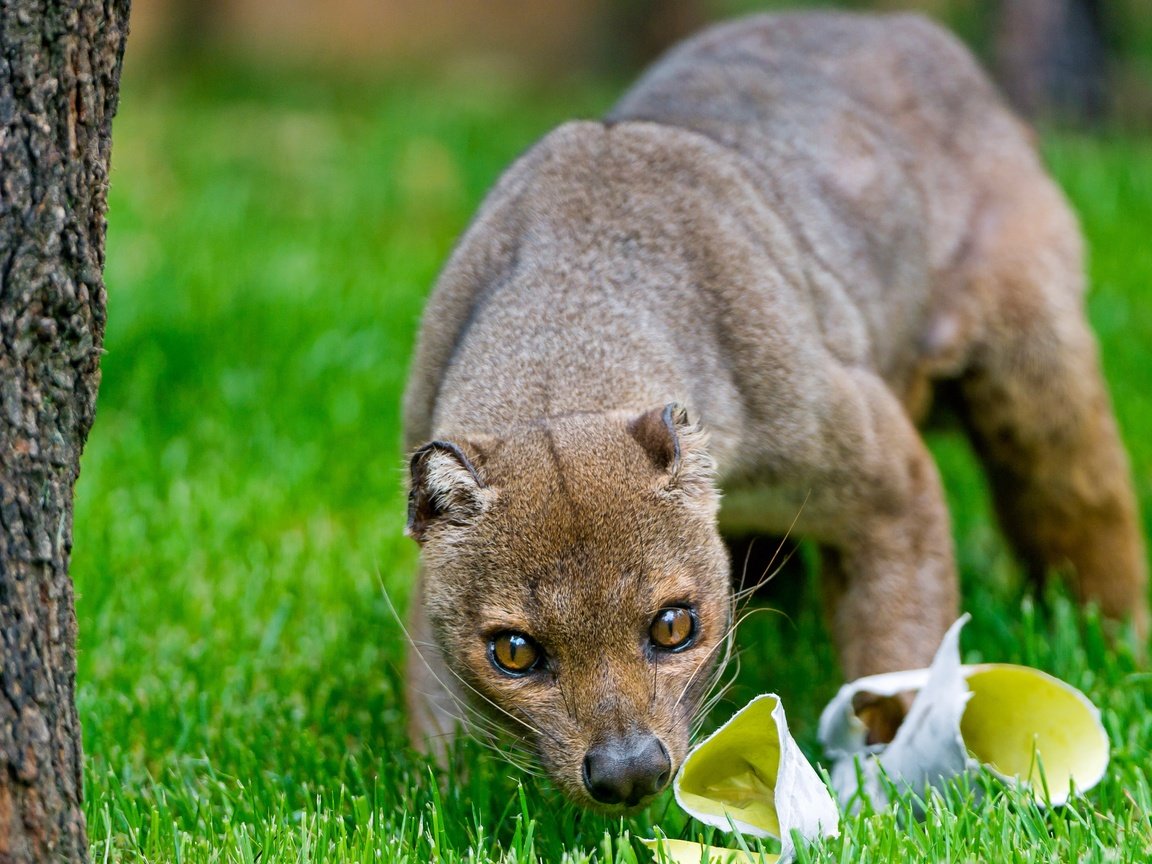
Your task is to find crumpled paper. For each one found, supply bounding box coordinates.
[648,615,1109,862]
[817,614,1109,809]
[644,694,840,863]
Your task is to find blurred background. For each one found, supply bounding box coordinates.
[77,1,1152,860]
[126,0,1152,125]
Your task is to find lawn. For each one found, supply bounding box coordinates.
[75,56,1152,862]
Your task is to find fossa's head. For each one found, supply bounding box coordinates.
[407,404,731,810]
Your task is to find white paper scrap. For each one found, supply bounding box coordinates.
[817,614,1109,809]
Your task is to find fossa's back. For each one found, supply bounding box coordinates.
[610,12,1044,398]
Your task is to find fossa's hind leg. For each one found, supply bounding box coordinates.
[958,177,1147,636]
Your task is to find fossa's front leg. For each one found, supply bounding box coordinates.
[811,368,958,733]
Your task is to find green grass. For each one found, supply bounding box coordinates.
[75,58,1152,862]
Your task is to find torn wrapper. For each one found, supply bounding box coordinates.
[645,694,839,863]
[641,836,765,864]
[818,614,1109,809]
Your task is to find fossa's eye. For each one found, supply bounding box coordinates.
[489,632,543,676]
[649,607,696,651]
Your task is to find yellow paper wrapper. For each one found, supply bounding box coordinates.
[960,663,1109,802]
[641,837,768,864]
[653,615,1108,864]
[661,694,839,862]
[818,615,1109,808]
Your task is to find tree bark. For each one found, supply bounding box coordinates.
[1,1,130,861]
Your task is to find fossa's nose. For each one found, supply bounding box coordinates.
[582,733,671,807]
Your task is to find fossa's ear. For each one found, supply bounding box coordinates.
[406,439,493,543]
[628,402,717,502]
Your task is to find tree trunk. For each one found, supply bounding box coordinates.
[995,0,1109,125]
[0,1,130,861]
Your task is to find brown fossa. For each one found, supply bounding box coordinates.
[401,11,1148,811]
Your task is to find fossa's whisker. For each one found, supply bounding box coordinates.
[376,570,562,748]
[732,491,811,604]
[676,603,784,720]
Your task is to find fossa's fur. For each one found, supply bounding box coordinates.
[403,11,1147,809]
